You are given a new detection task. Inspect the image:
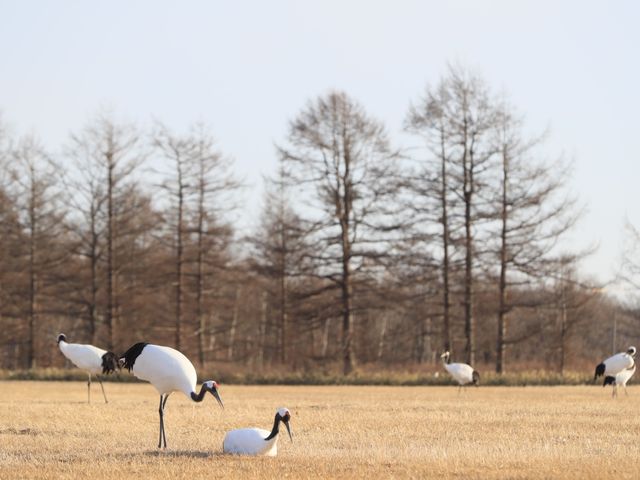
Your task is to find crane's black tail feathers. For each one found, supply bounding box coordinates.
[603,376,616,387]
[101,351,119,375]
[594,363,605,382]
[472,370,480,386]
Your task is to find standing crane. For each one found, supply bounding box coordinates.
[119,342,224,448]
[594,346,636,398]
[440,351,480,392]
[57,334,119,403]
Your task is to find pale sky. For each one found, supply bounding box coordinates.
[1,0,638,287]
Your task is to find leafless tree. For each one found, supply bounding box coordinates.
[67,113,144,350]
[153,124,197,351]
[279,91,402,375]
[9,136,66,367]
[490,100,581,373]
[250,161,311,364]
[406,80,459,354]
[407,66,497,365]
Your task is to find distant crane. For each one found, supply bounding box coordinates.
[223,407,292,456]
[56,333,119,404]
[603,364,636,398]
[119,342,224,448]
[594,346,636,398]
[440,351,480,392]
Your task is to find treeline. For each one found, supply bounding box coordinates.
[1,66,638,375]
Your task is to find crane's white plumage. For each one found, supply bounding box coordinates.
[56,333,118,403]
[595,346,636,398]
[440,351,480,391]
[120,342,223,448]
[223,407,292,456]
[126,344,197,397]
[594,347,636,379]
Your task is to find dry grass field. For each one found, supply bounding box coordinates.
[1,381,639,479]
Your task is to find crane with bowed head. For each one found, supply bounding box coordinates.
[119,342,224,448]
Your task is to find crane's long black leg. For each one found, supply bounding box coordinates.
[98,376,108,404]
[87,374,91,404]
[162,394,169,448]
[158,395,165,448]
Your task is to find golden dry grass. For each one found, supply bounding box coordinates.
[1,381,639,479]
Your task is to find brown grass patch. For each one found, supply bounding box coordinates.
[0,381,639,479]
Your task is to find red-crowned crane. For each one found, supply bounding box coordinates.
[119,342,224,449]
[440,351,480,392]
[223,407,292,456]
[56,333,119,403]
[595,346,636,397]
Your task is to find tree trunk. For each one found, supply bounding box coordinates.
[278,200,288,363]
[559,281,567,375]
[227,287,240,361]
[463,190,475,366]
[27,179,37,369]
[258,291,267,369]
[321,318,332,358]
[340,207,355,374]
[462,117,476,367]
[196,174,206,366]
[106,152,115,350]
[377,316,387,361]
[439,126,452,353]
[496,151,509,373]
[174,160,184,351]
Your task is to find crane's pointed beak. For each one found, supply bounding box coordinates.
[283,419,293,442]
[212,389,224,409]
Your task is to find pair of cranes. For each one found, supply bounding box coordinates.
[57,334,292,456]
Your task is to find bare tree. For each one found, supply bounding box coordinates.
[153,124,196,351]
[10,136,66,367]
[63,137,109,344]
[250,161,310,364]
[491,101,580,373]
[188,123,240,366]
[279,91,402,375]
[406,81,458,354]
[407,66,497,365]
[67,113,143,350]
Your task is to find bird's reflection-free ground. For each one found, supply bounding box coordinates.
[0,382,638,479]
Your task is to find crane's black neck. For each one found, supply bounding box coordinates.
[190,383,208,402]
[264,414,281,441]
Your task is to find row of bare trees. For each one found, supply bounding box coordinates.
[0,67,638,375]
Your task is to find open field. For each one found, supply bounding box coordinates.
[1,382,639,479]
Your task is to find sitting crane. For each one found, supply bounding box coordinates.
[223,407,292,456]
